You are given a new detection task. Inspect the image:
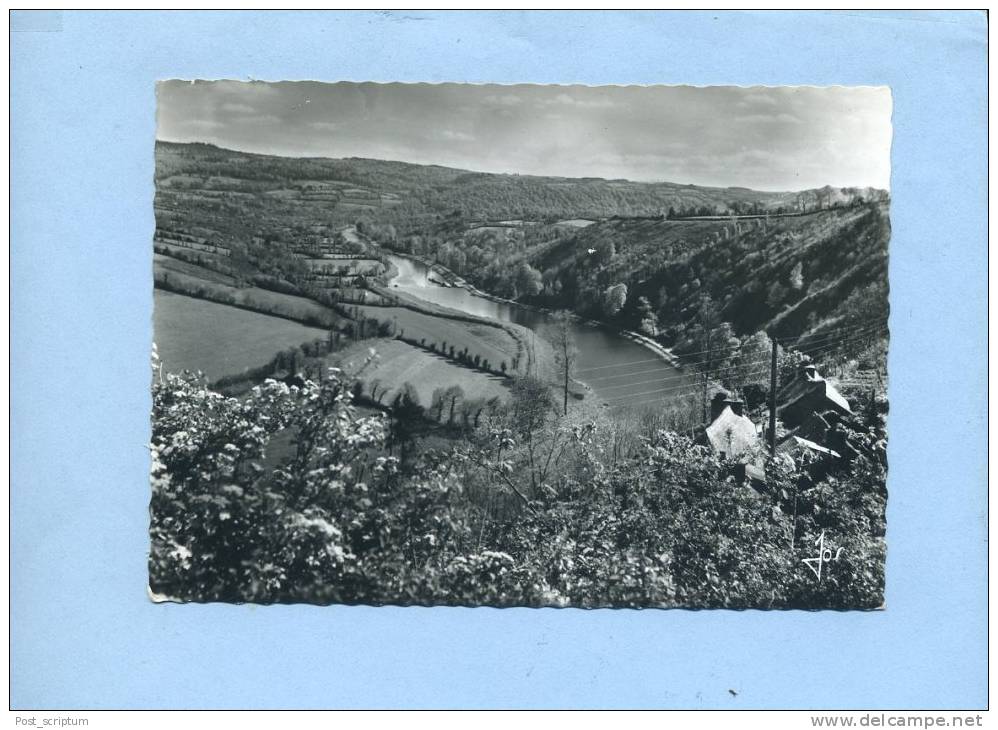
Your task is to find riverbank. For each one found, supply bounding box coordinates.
[368,243,694,412]
[362,281,542,378]
[338,230,544,376]
[390,250,685,372]
[426,254,683,371]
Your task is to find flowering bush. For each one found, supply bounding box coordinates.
[150,366,885,608]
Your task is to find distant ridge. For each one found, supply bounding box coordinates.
[154,140,888,202]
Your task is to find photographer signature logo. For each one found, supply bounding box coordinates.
[802,531,844,582]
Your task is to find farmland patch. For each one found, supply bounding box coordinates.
[154,290,328,379]
[353,305,520,371]
[335,339,510,407]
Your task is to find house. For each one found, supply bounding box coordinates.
[777,364,852,428]
[693,393,767,488]
[697,368,856,491]
[771,366,864,480]
[702,394,760,461]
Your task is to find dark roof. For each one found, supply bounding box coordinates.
[778,370,852,418]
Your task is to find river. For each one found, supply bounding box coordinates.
[385,254,693,411]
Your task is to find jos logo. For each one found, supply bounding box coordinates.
[802,530,844,582]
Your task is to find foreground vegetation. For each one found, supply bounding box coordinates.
[150,362,887,608]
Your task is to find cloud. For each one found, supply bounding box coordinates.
[733,149,778,165]
[545,92,614,109]
[734,113,802,124]
[736,92,780,109]
[309,121,339,132]
[220,102,256,114]
[483,93,522,107]
[211,80,281,98]
[184,119,225,130]
[237,114,282,126]
[439,129,475,142]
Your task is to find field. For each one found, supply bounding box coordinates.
[154,263,345,329]
[154,253,236,286]
[154,290,328,379]
[333,339,510,406]
[354,305,521,371]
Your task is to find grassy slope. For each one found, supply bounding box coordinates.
[333,338,510,407]
[154,253,237,286]
[353,304,519,370]
[154,262,345,329]
[378,283,550,376]
[154,290,328,379]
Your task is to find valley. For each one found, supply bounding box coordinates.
[153,140,889,420]
[150,137,890,608]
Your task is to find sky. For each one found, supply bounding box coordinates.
[156,81,892,192]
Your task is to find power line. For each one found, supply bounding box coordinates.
[595,360,771,394]
[604,328,887,410]
[583,355,769,382]
[668,355,775,380]
[597,375,689,391]
[790,319,889,347]
[676,350,775,371]
[804,325,886,347]
[604,356,814,406]
[585,365,687,381]
[678,364,772,385]
[604,330,885,407]
[576,349,756,378]
[607,387,704,407]
[676,331,852,369]
[607,378,767,409]
[676,320,887,367]
[796,339,883,361]
[604,376,709,399]
[676,352,753,370]
[577,357,666,373]
[792,315,889,339]
[670,340,746,360]
[601,378,699,400]
[579,348,769,380]
[586,326,883,389]
[602,368,771,404]
[601,383,697,403]
[577,320,887,376]
[795,328,888,358]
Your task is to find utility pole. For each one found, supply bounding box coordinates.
[562,360,569,417]
[702,370,710,424]
[769,336,778,456]
[701,327,712,424]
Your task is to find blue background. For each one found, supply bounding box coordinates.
[10,10,988,709]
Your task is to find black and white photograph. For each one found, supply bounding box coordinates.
[150,81,891,609]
